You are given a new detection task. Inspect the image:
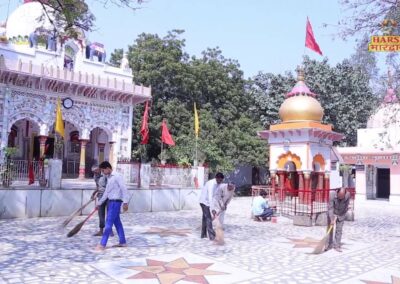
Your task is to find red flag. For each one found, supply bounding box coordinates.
[161,119,175,146]
[305,17,323,55]
[140,101,149,144]
[28,161,35,185]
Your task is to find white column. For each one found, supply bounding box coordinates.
[390,165,400,205]
[355,166,367,201]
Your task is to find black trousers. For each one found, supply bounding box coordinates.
[98,199,108,229]
[200,203,215,240]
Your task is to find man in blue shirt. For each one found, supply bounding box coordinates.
[252,190,273,221]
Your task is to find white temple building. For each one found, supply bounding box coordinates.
[0,1,151,180]
[338,72,400,205]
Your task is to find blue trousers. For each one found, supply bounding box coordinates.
[100,200,126,247]
[255,208,274,219]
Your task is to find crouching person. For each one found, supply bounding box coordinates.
[252,190,273,221]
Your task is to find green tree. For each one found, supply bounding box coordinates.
[109,48,124,67]
[34,0,144,38]
[122,30,266,172]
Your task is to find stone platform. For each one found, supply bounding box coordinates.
[0,182,200,219]
[0,197,399,283]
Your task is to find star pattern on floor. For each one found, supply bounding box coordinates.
[286,237,321,248]
[361,275,400,284]
[124,257,228,284]
[144,227,192,237]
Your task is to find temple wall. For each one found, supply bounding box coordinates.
[0,188,201,219]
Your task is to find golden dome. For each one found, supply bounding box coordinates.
[279,95,324,122]
[278,68,324,122]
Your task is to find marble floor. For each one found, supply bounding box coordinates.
[0,197,399,284]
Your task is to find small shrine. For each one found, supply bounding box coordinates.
[258,68,343,223]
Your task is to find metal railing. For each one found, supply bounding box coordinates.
[0,160,44,182]
[251,186,356,221]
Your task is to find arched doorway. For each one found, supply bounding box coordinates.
[48,120,81,177]
[8,118,41,160]
[312,154,326,190]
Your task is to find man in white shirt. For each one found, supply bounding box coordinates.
[95,161,130,251]
[211,183,235,229]
[252,190,273,221]
[199,172,224,240]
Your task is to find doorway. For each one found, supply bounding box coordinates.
[376,168,390,199]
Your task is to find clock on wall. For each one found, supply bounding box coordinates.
[62,98,74,109]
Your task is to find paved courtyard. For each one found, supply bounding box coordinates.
[0,196,399,284]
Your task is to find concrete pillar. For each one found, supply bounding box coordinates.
[48,159,62,189]
[38,135,48,158]
[355,166,367,201]
[140,163,151,189]
[270,170,276,196]
[278,171,286,201]
[78,139,89,179]
[390,165,400,205]
[303,171,311,205]
[317,172,324,189]
[298,171,304,190]
[109,141,116,169]
[324,171,330,202]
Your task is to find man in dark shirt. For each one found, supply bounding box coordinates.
[326,187,351,252]
[91,165,113,237]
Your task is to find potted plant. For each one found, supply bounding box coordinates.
[1,147,18,188]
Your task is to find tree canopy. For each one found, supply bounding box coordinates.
[33,0,143,38]
[121,30,267,172]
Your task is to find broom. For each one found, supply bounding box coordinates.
[62,198,94,228]
[67,208,98,238]
[213,212,225,245]
[312,224,334,254]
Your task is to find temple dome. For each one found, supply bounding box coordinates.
[5,2,54,39]
[367,102,400,128]
[278,70,324,123]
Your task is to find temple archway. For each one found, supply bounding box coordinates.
[7,118,41,160]
[312,154,326,189]
[277,151,302,170]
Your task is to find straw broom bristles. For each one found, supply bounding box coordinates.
[213,214,225,245]
[312,224,334,254]
[67,208,98,238]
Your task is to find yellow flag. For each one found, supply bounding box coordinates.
[55,98,65,138]
[194,102,199,138]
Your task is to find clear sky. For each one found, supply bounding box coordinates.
[1,0,364,78]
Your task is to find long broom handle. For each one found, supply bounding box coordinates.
[326,225,333,235]
[62,198,94,227]
[83,208,98,223]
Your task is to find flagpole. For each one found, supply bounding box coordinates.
[195,136,198,167]
[161,140,164,164]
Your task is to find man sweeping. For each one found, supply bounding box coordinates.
[91,165,114,237]
[199,172,224,240]
[326,187,351,252]
[211,183,235,229]
[95,161,129,251]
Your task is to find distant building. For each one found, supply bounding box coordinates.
[0,1,151,179]
[338,71,400,205]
